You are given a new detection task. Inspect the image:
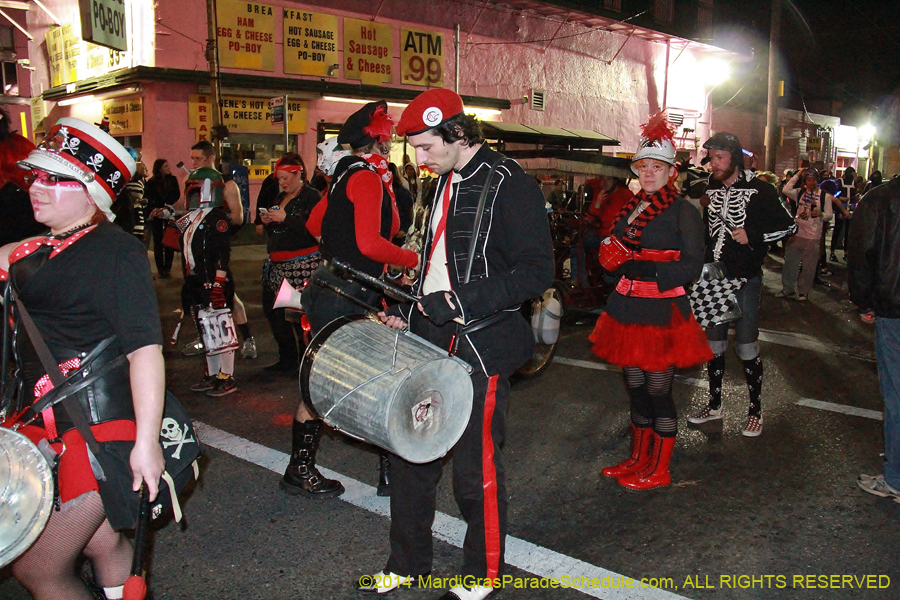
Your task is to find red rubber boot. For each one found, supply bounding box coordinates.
[601,425,653,478]
[617,433,675,490]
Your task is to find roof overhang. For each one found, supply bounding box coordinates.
[482,121,619,149]
[40,66,511,111]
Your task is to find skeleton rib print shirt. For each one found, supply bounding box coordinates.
[704,169,797,279]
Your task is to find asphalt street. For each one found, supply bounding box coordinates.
[1,245,894,600]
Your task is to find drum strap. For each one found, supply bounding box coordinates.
[11,293,102,456]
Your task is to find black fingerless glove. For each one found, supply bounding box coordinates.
[619,260,657,279]
[418,291,462,325]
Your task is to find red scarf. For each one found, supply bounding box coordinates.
[614,183,678,249]
[362,154,395,205]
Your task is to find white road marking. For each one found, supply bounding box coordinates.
[552,357,706,389]
[553,357,882,422]
[757,328,874,362]
[796,398,883,421]
[194,422,690,600]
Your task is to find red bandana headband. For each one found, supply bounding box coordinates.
[275,164,303,175]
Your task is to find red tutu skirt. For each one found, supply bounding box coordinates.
[589,306,713,371]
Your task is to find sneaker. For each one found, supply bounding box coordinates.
[356,571,415,594]
[773,291,792,298]
[441,584,495,600]
[857,474,900,499]
[860,310,876,324]
[741,415,763,437]
[796,294,808,302]
[182,338,205,356]
[189,375,217,392]
[687,405,723,424]
[819,268,833,277]
[207,375,237,397]
[241,337,258,359]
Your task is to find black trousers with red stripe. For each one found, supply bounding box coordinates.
[385,318,511,580]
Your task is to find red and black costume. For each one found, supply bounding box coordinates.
[2,224,163,505]
[385,143,554,583]
[590,184,711,490]
[303,154,417,332]
[256,179,321,368]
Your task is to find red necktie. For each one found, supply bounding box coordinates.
[425,176,453,277]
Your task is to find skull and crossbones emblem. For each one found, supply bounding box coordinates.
[86,152,105,171]
[107,171,121,187]
[160,418,195,459]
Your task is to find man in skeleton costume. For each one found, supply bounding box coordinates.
[364,89,554,600]
[687,132,796,437]
[179,147,243,397]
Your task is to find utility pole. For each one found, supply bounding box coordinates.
[206,0,223,155]
[765,0,782,172]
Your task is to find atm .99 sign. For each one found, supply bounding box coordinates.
[400,27,444,87]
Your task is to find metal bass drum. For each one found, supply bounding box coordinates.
[301,316,473,464]
[0,427,54,568]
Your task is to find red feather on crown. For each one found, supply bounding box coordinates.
[639,111,676,142]
[363,103,394,143]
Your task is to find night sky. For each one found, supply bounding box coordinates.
[711,0,900,134]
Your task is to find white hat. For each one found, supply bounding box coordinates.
[316,136,350,177]
[18,117,136,220]
[630,112,677,176]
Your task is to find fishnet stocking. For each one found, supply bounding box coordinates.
[11,492,132,600]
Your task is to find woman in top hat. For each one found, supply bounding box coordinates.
[0,117,165,599]
[279,100,418,499]
[590,113,712,490]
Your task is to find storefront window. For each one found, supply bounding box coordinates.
[222,133,298,179]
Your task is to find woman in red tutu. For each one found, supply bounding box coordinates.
[590,113,711,490]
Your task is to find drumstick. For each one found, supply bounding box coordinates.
[331,259,420,304]
[330,259,464,325]
[316,278,382,313]
[123,484,152,600]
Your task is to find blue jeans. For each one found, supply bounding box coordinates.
[706,276,762,359]
[877,318,900,489]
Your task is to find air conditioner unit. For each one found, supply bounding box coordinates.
[530,89,545,111]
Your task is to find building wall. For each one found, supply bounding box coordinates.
[18,0,742,207]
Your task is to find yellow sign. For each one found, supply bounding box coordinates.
[46,28,64,88]
[249,164,273,180]
[283,9,339,77]
[45,23,130,87]
[188,94,308,141]
[216,0,275,71]
[400,28,444,87]
[62,24,81,85]
[807,137,822,151]
[30,97,46,135]
[344,17,392,85]
[103,97,143,135]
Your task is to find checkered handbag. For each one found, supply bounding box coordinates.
[689,262,746,328]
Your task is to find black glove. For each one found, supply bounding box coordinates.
[418,291,462,326]
[619,260,657,279]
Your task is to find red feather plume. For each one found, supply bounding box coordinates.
[363,104,394,143]
[0,133,35,190]
[639,111,676,142]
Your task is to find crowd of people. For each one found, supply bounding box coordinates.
[0,88,896,600]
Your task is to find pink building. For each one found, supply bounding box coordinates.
[7,0,767,205]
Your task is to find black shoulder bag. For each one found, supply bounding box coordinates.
[12,293,200,530]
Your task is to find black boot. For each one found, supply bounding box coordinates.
[377,450,391,497]
[281,419,345,498]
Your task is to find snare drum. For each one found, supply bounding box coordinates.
[196,306,239,356]
[301,315,474,464]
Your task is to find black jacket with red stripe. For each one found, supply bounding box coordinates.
[407,145,554,374]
